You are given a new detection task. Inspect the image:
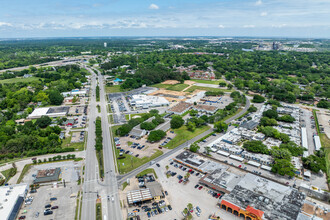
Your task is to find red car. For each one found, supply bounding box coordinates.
[19,216,26,220]
[198,186,203,190]
[238,165,242,168]
[216,193,221,198]
[51,206,59,210]
[188,169,192,173]
[179,179,183,183]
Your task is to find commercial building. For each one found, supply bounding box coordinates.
[219,173,306,220]
[301,127,308,150]
[145,182,163,200]
[28,106,70,119]
[33,168,61,184]
[313,135,322,151]
[0,184,28,220]
[193,104,218,114]
[127,188,153,205]
[199,168,241,194]
[62,89,87,97]
[167,101,193,115]
[129,95,169,109]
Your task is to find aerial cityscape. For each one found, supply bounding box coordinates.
[0,1,329,220]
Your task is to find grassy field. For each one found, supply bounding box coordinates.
[185,86,231,93]
[167,84,189,91]
[191,79,225,85]
[152,83,189,91]
[0,77,40,84]
[105,85,122,93]
[116,149,163,174]
[165,125,210,149]
[61,133,85,151]
[136,168,158,179]
[111,125,122,137]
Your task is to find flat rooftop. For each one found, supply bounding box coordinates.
[221,173,306,220]
[200,167,241,193]
[0,184,28,220]
[127,188,152,204]
[168,102,192,114]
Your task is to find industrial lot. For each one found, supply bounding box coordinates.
[0,64,329,220]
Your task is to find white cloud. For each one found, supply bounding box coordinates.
[260,12,267,16]
[218,25,225,28]
[272,24,287,28]
[255,0,262,6]
[0,22,12,27]
[243,25,255,28]
[149,4,159,10]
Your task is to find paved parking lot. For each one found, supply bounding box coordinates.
[146,151,241,220]
[117,131,175,158]
[19,183,79,220]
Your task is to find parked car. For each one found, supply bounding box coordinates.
[18,216,26,219]
[50,197,57,201]
[44,210,53,215]
[194,184,199,188]
[156,163,160,167]
[179,179,183,183]
[168,205,172,210]
[45,204,51,208]
[198,186,203,190]
[51,206,59,210]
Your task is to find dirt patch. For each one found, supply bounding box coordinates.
[184,80,196,86]
[148,89,188,102]
[161,80,180,85]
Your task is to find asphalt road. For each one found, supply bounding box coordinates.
[81,67,98,220]
[94,67,123,220]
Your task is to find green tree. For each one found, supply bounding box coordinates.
[248,105,258,112]
[148,130,166,142]
[35,116,52,128]
[170,115,184,129]
[48,90,64,105]
[243,140,269,154]
[263,109,278,119]
[214,121,228,132]
[189,143,200,153]
[316,99,329,109]
[187,121,196,132]
[252,95,265,103]
[271,159,296,177]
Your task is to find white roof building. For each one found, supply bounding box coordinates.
[129,95,169,109]
[0,184,28,220]
[313,136,322,151]
[301,127,308,150]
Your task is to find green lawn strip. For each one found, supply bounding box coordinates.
[109,115,114,124]
[185,86,231,93]
[151,83,171,89]
[96,202,102,220]
[74,191,81,220]
[125,114,130,120]
[96,150,104,178]
[116,149,163,174]
[313,109,321,134]
[136,168,158,179]
[122,182,129,190]
[0,76,40,84]
[167,84,189,91]
[191,79,225,85]
[164,125,210,149]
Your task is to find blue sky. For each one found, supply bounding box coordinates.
[0,0,329,38]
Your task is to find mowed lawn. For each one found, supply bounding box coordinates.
[191,79,225,85]
[165,125,210,149]
[0,77,40,84]
[320,134,330,183]
[185,85,231,93]
[105,85,122,93]
[152,83,189,91]
[115,148,163,174]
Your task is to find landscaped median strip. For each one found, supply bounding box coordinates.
[95,116,104,178]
